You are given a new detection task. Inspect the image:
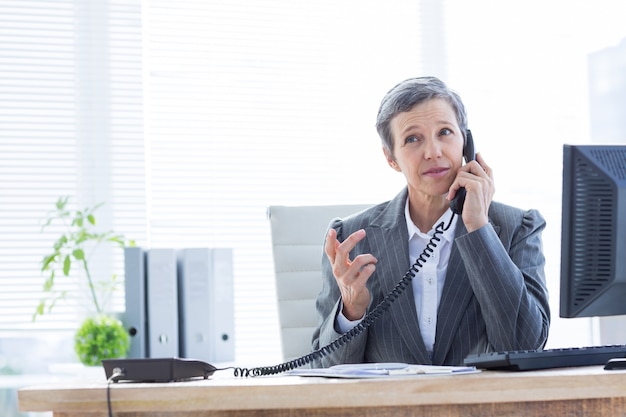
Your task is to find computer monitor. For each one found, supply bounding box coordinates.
[560,144,626,318]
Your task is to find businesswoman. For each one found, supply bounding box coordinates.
[311,76,550,367]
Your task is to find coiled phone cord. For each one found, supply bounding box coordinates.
[233,214,455,377]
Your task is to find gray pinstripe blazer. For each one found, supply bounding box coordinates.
[311,187,551,367]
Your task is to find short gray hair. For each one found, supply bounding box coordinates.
[375,76,468,154]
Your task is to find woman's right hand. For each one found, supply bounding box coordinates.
[324,228,377,321]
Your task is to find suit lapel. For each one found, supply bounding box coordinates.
[368,188,431,364]
[431,234,472,364]
[432,218,502,364]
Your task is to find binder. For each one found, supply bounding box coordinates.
[146,248,179,358]
[178,248,235,363]
[123,246,147,358]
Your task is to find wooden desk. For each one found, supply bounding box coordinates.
[18,366,626,417]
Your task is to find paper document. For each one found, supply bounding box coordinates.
[285,362,479,378]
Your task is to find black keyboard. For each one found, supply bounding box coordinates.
[463,344,626,371]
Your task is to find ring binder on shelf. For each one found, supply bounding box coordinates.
[123,247,148,358]
[146,248,179,358]
[123,247,235,362]
[179,248,235,363]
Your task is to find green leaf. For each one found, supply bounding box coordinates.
[107,235,126,247]
[41,254,56,271]
[75,230,89,245]
[47,298,58,313]
[36,196,135,320]
[63,255,71,276]
[53,235,67,251]
[43,273,55,292]
[56,196,69,210]
[32,301,45,321]
[40,217,53,231]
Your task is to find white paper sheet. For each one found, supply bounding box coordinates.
[285,362,480,378]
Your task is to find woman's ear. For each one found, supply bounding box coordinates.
[383,147,401,172]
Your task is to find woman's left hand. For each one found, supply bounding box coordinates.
[447,152,495,232]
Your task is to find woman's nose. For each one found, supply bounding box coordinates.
[423,138,442,159]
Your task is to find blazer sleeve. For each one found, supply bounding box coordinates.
[310,218,369,367]
[455,207,551,351]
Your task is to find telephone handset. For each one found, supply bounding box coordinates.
[449,129,476,215]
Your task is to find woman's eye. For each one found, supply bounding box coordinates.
[439,128,452,136]
[405,135,419,144]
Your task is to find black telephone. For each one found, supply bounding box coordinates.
[449,129,476,214]
[103,134,473,384]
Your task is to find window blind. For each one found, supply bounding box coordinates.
[144,0,421,363]
[0,0,144,332]
[0,0,425,365]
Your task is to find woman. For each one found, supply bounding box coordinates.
[311,76,550,367]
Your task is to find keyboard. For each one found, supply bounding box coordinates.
[463,344,626,371]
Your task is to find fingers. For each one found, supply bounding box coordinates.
[324,227,377,317]
[324,228,376,267]
[449,152,495,231]
[324,228,363,262]
[447,152,492,201]
[474,152,492,179]
[463,153,490,179]
[324,228,340,263]
[326,229,377,273]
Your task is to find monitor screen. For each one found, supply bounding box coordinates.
[560,144,626,318]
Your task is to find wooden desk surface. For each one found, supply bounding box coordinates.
[18,366,626,417]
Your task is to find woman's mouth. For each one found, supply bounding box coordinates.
[423,166,450,178]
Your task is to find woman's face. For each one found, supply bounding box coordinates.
[384,98,464,202]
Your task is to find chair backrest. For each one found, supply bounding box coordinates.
[267,204,372,361]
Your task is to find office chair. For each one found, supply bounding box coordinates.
[267,204,373,361]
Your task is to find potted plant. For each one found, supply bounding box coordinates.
[34,196,134,366]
